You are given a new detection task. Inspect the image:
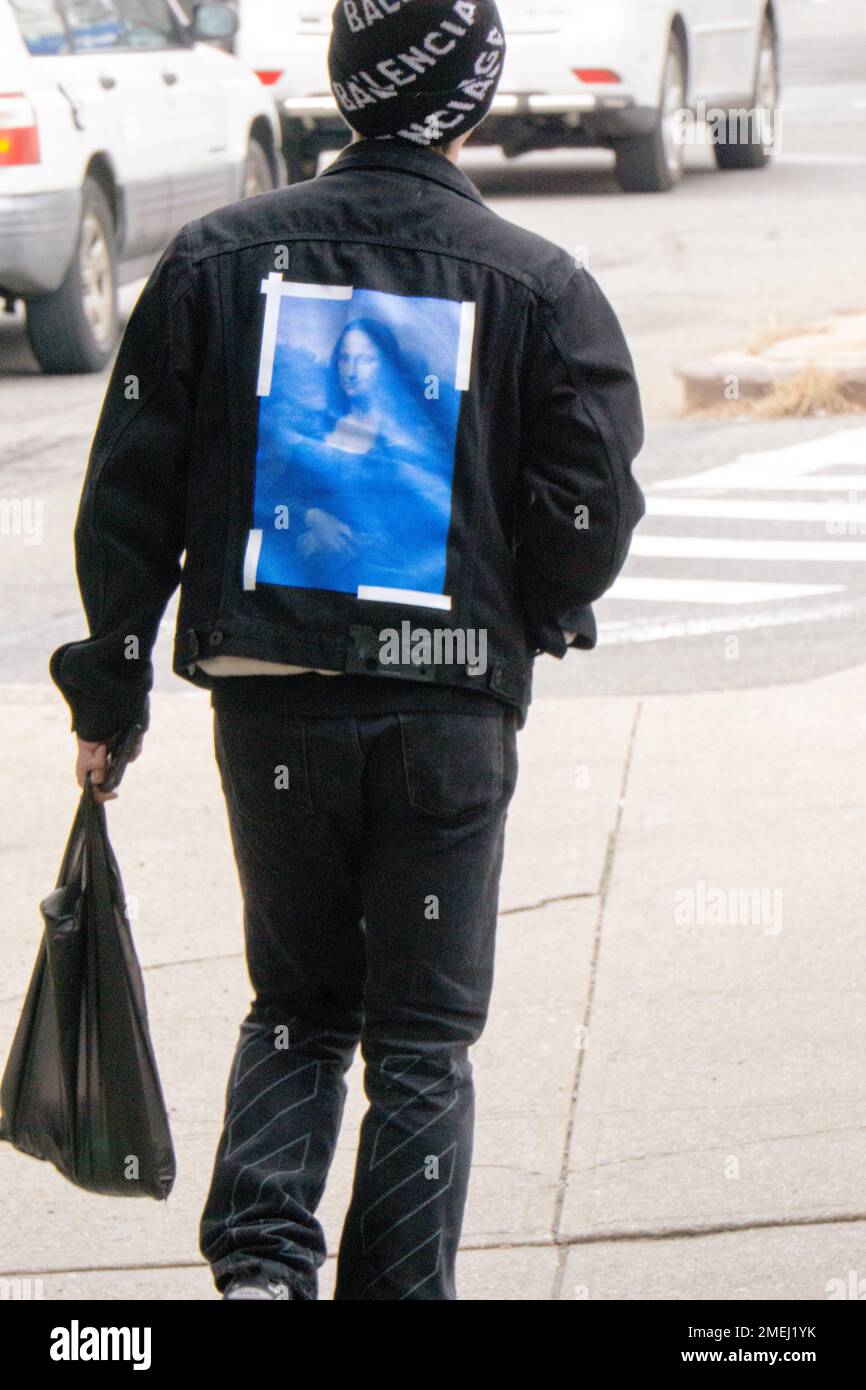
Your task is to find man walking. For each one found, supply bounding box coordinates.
[52,0,645,1300]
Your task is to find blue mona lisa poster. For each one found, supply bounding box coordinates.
[244,275,476,611]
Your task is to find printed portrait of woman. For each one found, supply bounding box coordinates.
[251,287,467,601]
[294,317,433,569]
[325,318,402,456]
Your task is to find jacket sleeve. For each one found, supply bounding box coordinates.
[49,226,200,742]
[515,265,646,659]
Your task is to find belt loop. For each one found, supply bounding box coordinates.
[346,624,379,674]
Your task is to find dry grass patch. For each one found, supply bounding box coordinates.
[747,364,863,419]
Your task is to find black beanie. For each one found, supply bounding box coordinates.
[328,0,506,147]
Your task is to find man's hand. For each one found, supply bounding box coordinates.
[76,731,144,803]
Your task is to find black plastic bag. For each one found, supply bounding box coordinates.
[0,765,175,1199]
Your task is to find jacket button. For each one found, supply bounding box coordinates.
[209,630,224,646]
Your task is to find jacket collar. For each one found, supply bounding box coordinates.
[318,136,486,209]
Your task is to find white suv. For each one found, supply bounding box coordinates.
[227,0,779,190]
[0,0,282,373]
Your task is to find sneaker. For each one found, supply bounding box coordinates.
[223,1275,293,1300]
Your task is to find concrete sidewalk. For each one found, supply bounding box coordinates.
[1,665,864,1301]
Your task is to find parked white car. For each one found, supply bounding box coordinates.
[0,0,283,373]
[226,0,780,190]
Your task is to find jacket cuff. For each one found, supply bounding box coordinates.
[71,704,130,743]
[527,619,569,659]
[555,605,598,650]
[50,642,150,742]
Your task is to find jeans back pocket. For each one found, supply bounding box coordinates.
[397,710,507,819]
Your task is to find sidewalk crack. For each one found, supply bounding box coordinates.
[7,1211,866,1286]
[551,699,643,1299]
[501,891,598,917]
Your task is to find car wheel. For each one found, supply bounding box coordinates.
[242,138,275,198]
[285,150,319,184]
[714,16,778,170]
[26,177,118,374]
[615,31,687,194]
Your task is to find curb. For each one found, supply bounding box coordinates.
[675,355,866,411]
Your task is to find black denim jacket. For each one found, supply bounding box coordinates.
[49,136,645,741]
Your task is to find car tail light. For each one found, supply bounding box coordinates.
[0,92,40,165]
[255,70,283,86]
[573,69,622,85]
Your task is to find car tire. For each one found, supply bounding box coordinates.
[26,177,118,375]
[714,16,778,171]
[285,150,319,184]
[242,137,275,198]
[615,31,687,194]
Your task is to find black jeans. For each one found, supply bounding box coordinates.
[199,683,519,1300]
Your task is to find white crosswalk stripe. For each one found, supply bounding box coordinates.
[600,597,856,647]
[611,578,842,604]
[631,536,866,562]
[675,475,866,492]
[601,427,866,644]
[646,498,866,523]
[671,428,866,488]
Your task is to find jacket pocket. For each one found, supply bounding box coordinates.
[397,711,505,818]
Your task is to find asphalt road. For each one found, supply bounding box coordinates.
[1,0,864,705]
[456,0,866,421]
